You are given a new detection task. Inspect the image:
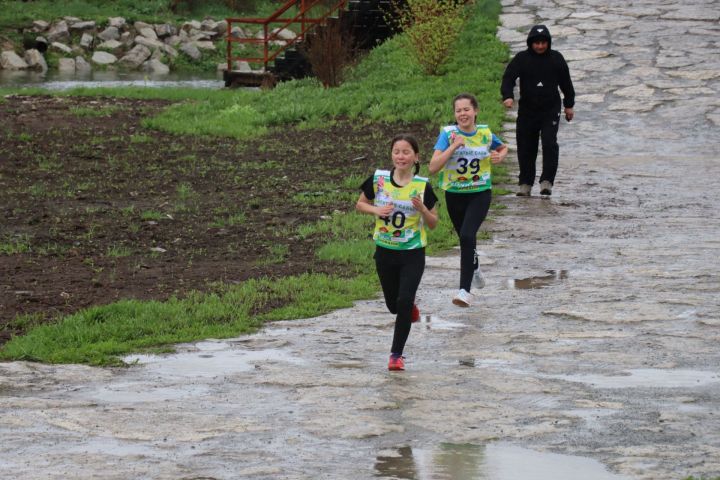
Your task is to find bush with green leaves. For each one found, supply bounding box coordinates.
[391,0,467,75]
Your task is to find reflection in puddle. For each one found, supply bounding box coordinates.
[549,369,720,389]
[420,315,465,331]
[124,346,304,378]
[509,270,569,289]
[374,443,630,479]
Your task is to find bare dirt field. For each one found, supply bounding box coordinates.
[0,94,436,343]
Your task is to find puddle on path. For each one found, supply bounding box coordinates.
[123,346,304,378]
[549,369,720,389]
[87,382,210,403]
[509,270,569,289]
[374,443,629,480]
[418,315,466,331]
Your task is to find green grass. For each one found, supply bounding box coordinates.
[0,235,32,255]
[0,0,284,29]
[0,273,377,365]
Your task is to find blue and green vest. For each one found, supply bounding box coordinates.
[438,125,493,193]
[372,169,429,250]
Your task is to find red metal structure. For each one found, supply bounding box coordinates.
[225,0,348,72]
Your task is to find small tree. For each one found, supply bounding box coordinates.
[392,0,468,75]
[302,19,356,88]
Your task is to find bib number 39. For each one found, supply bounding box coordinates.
[456,157,481,175]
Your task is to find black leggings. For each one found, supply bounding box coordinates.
[374,247,425,356]
[445,189,492,292]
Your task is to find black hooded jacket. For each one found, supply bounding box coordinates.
[501,25,575,113]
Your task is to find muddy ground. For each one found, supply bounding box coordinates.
[0,94,437,343]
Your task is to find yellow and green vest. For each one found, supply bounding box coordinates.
[372,169,429,250]
[438,125,493,193]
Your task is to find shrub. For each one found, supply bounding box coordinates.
[391,0,467,75]
[302,18,357,88]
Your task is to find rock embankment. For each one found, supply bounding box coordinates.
[0,16,297,75]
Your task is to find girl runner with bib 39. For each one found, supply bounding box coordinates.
[356,134,439,371]
[429,93,508,307]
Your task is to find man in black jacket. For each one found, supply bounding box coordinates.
[501,25,575,196]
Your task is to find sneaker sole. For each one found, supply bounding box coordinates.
[452,298,470,307]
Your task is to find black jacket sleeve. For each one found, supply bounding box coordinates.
[500,54,521,101]
[557,53,575,108]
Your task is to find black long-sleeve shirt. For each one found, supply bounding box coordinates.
[501,49,575,112]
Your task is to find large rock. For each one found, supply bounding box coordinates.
[32,20,50,32]
[182,20,202,32]
[97,39,123,56]
[24,49,47,71]
[108,17,126,29]
[57,57,75,72]
[138,27,158,41]
[133,21,153,31]
[143,58,170,74]
[155,24,177,38]
[180,42,201,60]
[134,35,164,50]
[98,26,120,41]
[195,41,216,51]
[91,51,117,65]
[75,56,92,73]
[80,33,94,50]
[70,21,96,32]
[51,42,73,54]
[47,21,70,43]
[1,51,29,70]
[118,44,151,69]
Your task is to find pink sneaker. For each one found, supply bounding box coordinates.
[388,355,405,371]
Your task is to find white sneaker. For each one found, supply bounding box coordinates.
[452,289,473,307]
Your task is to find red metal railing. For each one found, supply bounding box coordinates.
[226,0,348,71]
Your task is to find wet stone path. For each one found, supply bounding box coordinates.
[2,1,720,479]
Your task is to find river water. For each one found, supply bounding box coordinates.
[0,69,225,90]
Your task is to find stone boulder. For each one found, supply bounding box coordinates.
[57,57,75,73]
[143,58,170,74]
[70,21,96,32]
[24,49,47,71]
[108,17,126,29]
[180,42,201,61]
[47,21,70,43]
[155,24,177,38]
[138,27,158,41]
[51,42,73,54]
[118,44,151,69]
[80,33,94,50]
[98,26,120,41]
[32,20,50,32]
[91,51,117,65]
[75,56,92,73]
[1,51,29,70]
[97,39,123,54]
[134,36,164,50]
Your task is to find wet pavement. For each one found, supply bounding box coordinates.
[2,1,720,479]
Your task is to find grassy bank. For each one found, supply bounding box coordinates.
[0,0,510,365]
[0,0,281,29]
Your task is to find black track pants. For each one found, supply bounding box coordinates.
[516,109,560,186]
[374,247,425,356]
[445,189,492,292]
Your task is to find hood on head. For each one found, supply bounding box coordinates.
[526,24,552,49]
